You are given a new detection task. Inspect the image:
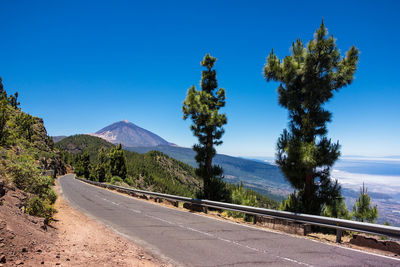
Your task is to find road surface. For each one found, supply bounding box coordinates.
[59,174,399,266]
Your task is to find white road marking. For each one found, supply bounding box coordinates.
[134,203,312,265]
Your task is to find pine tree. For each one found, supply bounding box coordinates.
[0,77,7,101]
[8,92,20,109]
[353,183,378,223]
[108,144,127,180]
[0,78,8,145]
[15,113,35,142]
[182,54,229,201]
[97,147,108,182]
[75,152,91,179]
[0,97,9,145]
[264,21,359,215]
[91,147,108,182]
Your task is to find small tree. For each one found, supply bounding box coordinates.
[353,183,378,223]
[0,78,9,145]
[75,152,91,179]
[107,144,127,180]
[0,77,7,100]
[264,21,359,215]
[0,77,20,109]
[92,147,108,182]
[8,92,20,109]
[0,97,8,145]
[182,54,229,201]
[322,196,351,220]
[15,113,35,142]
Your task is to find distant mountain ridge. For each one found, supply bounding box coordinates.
[89,120,175,147]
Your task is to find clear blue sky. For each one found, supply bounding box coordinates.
[1,0,399,157]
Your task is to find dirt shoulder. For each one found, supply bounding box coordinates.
[0,179,169,267]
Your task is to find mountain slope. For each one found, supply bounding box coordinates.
[55,134,201,197]
[127,146,291,201]
[90,120,174,147]
[56,134,114,161]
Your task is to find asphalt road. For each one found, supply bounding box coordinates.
[59,174,400,266]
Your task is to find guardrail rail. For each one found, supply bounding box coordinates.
[76,177,400,242]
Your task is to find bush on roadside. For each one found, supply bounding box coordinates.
[124,176,135,187]
[110,176,124,184]
[26,196,56,223]
[9,154,41,190]
[226,183,257,222]
[9,153,58,220]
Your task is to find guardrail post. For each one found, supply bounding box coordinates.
[336,229,343,243]
[175,201,179,207]
[253,215,258,224]
[203,206,208,214]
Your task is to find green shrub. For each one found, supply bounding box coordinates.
[322,197,351,220]
[9,155,57,213]
[10,155,41,191]
[26,196,56,223]
[110,176,124,184]
[46,188,57,204]
[124,176,135,186]
[227,183,257,221]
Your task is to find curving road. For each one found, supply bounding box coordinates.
[59,174,399,266]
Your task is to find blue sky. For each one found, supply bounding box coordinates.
[1,0,399,157]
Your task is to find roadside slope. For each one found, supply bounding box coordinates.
[12,179,169,266]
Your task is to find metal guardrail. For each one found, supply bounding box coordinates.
[76,177,400,241]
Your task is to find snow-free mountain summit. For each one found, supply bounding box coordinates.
[89,120,175,148]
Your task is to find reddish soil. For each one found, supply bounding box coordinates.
[0,184,55,266]
[0,181,170,267]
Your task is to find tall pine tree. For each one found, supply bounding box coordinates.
[264,22,359,215]
[108,144,127,180]
[91,147,108,182]
[183,54,229,201]
[75,152,91,179]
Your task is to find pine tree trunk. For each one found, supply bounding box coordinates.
[205,133,213,199]
[304,171,313,210]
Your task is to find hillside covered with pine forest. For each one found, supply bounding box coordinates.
[56,134,278,212]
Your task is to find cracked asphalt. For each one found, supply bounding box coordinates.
[59,174,400,266]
